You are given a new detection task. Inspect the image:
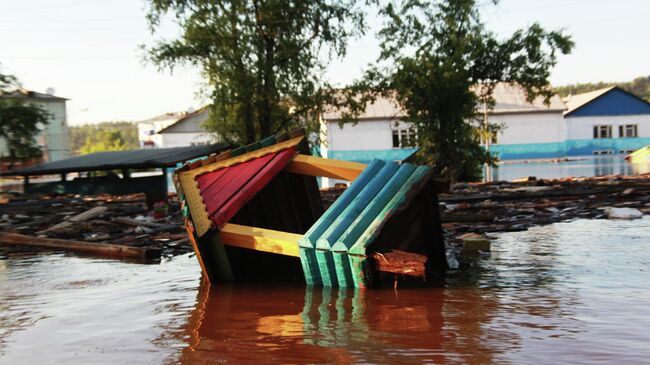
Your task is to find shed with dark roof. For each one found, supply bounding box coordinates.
[2,143,230,207]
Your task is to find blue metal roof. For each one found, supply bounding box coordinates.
[565,87,650,117]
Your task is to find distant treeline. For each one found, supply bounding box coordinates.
[69,122,139,156]
[555,75,650,101]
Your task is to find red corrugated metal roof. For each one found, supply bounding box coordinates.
[197,147,298,229]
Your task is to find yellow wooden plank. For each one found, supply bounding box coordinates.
[184,219,209,281]
[180,172,212,237]
[285,154,367,181]
[218,223,302,257]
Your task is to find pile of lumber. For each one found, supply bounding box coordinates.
[0,193,190,260]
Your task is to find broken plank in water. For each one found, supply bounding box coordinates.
[372,250,427,278]
[41,205,109,233]
[0,232,161,260]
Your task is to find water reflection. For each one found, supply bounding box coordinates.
[491,155,650,181]
[178,281,510,364]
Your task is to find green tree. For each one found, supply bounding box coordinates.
[70,122,139,155]
[78,129,131,155]
[354,0,573,181]
[0,67,50,168]
[145,0,367,144]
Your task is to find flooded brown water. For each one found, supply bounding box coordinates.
[2,218,650,364]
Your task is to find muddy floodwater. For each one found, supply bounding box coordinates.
[490,155,650,181]
[2,218,650,364]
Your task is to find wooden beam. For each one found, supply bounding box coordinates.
[218,223,302,257]
[0,232,160,260]
[285,154,367,181]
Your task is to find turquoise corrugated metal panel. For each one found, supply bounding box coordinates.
[298,159,386,285]
[299,158,433,288]
[331,163,417,287]
[348,165,432,288]
[314,161,399,287]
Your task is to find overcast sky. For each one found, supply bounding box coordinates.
[1,0,649,125]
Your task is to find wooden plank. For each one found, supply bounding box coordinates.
[185,219,210,281]
[285,154,367,181]
[218,223,302,257]
[0,232,160,260]
[372,250,427,278]
[40,205,108,233]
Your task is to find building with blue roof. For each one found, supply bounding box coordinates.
[320,84,650,175]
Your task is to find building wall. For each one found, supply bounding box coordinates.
[159,132,215,148]
[491,112,565,145]
[0,98,69,162]
[138,119,177,148]
[489,112,566,160]
[564,114,650,155]
[324,119,417,164]
[38,100,70,161]
[491,113,650,160]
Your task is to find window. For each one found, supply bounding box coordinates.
[619,124,638,138]
[392,126,418,148]
[593,125,612,139]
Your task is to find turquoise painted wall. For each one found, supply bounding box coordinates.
[329,148,418,164]
[491,137,650,160]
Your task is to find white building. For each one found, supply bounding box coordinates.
[137,111,188,148]
[487,83,567,160]
[0,89,70,163]
[138,108,217,148]
[321,84,650,163]
[156,107,216,147]
[320,96,416,164]
[561,87,650,156]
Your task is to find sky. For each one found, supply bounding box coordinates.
[1,0,649,125]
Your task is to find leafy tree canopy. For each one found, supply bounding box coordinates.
[70,122,139,155]
[350,0,573,181]
[145,0,367,144]
[0,65,51,165]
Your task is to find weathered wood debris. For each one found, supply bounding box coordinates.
[0,192,190,259]
[323,173,650,259]
[3,172,650,265]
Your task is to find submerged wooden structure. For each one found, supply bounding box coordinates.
[174,130,446,288]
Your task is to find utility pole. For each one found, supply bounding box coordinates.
[483,100,491,183]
